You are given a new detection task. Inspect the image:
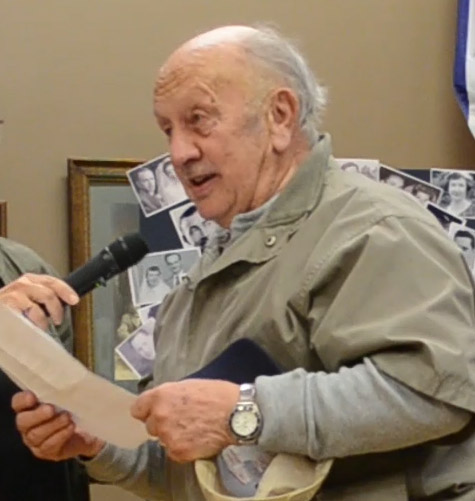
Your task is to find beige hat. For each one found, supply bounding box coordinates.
[195,453,333,501]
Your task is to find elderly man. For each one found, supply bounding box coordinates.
[8,25,475,501]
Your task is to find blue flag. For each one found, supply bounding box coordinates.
[455,0,475,138]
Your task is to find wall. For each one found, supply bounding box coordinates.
[1,1,474,500]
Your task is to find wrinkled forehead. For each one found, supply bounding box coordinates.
[154,45,260,111]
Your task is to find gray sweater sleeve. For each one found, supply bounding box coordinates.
[83,440,169,501]
[255,358,470,460]
[82,358,470,498]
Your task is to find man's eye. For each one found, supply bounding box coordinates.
[190,113,205,125]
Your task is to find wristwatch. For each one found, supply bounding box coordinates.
[229,383,263,444]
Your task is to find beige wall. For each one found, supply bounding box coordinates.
[1,1,475,500]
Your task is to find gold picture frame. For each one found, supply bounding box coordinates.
[0,201,6,237]
[68,158,143,380]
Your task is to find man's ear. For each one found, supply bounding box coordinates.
[267,88,299,153]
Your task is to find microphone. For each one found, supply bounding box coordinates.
[65,233,149,296]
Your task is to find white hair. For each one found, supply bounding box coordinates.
[238,25,327,147]
[185,25,327,146]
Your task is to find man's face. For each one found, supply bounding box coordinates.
[189,225,205,245]
[180,211,205,241]
[145,269,161,287]
[166,254,182,274]
[455,236,474,257]
[137,169,156,195]
[385,175,404,189]
[132,331,155,360]
[154,47,276,228]
[415,190,430,205]
[163,162,176,180]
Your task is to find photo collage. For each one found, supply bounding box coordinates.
[114,153,218,381]
[336,158,475,278]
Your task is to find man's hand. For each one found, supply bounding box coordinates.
[12,391,104,461]
[0,274,79,330]
[131,379,240,463]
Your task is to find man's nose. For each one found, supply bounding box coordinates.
[169,130,201,168]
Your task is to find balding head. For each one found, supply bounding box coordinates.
[152,25,326,228]
[157,25,326,146]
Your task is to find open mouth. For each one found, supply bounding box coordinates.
[190,174,216,187]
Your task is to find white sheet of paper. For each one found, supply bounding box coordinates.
[0,305,149,449]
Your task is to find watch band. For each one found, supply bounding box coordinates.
[229,383,263,444]
[239,382,256,401]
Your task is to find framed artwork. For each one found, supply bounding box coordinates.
[68,158,143,390]
[0,201,6,237]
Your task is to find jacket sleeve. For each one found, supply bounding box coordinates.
[83,441,170,501]
[308,214,475,413]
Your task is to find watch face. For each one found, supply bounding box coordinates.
[231,409,259,437]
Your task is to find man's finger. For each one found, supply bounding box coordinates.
[22,274,79,306]
[11,391,38,413]
[130,390,155,421]
[15,404,56,433]
[24,304,50,330]
[24,412,72,448]
[30,423,76,461]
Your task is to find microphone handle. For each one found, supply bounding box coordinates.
[64,248,121,297]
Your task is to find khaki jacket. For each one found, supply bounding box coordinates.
[88,135,475,500]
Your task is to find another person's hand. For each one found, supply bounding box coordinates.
[131,379,240,463]
[0,274,78,330]
[13,391,104,461]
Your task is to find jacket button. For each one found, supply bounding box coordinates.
[265,235,277,247]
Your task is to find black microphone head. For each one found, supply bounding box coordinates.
[108,233,149,271]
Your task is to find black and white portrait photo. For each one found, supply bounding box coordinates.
[430,169,475,218]
[379,165,442,205]
[448,223,475,271]
[128,259,171,307]
[127,154,188,217]
[155,154,188,207]
[169,202,219,252]
[115,319,156,379]
[426,202,465,232]
[128,248,200,306]
[335,158,380,181]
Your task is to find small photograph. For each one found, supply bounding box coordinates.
[128,248,201,306]
[114,300,142,382]
[379,165,442,205]
[425,202,465,232]
[448,223,475,270]
[334,158,380,181]
[137,303,160,324]
[430,169,475,219]
[115,318,156,379]
[169,202,219,252]
[127,153,188,217]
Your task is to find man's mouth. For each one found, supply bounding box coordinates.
[190,174,216,187]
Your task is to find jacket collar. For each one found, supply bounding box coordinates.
[257,133,331,228]
[189,134,332,284]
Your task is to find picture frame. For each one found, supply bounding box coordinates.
[0,201,7,237]
[68,158,143,387]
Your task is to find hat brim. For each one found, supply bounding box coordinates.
[195,454,333,501]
